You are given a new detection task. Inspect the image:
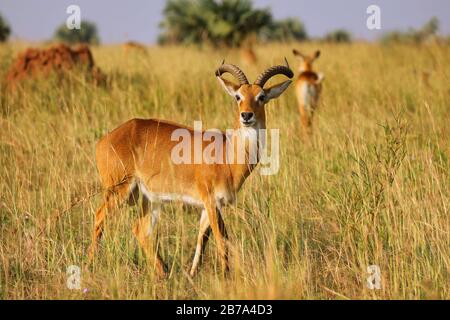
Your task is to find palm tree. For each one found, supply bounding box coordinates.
[159,0,272,47]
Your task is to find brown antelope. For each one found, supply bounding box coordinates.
[292,49,324,138]
[88,61,293,277]
[240,34,258,66]
[241,45,257,66]
[123,41,147,57]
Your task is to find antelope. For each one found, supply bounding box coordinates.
[123,41,147,57]
[241,45,257,66]
[241,34,258,66]
[88,61,293,277]
[292,49,324,138]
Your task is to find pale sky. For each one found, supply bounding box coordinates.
[1,0,449,44]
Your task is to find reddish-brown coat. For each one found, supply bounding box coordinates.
[292,49,324,138]
[89,71,292,277]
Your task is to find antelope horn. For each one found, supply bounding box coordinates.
[254,58,294,88]
[284,57,290,69]
[215,61,249,85]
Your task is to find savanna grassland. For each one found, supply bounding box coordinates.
[0,42,449,299]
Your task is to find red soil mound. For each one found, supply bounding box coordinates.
[5,43,106,87]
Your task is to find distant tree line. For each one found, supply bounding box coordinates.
[322,29,352,43]
[323,17,445,45]
[0,13,11,42]
[54,21,100,45]
[1,12,101,45]
[381,17,441,45]
[0,6,447,47]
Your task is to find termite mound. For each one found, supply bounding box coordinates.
[5,43,106,88]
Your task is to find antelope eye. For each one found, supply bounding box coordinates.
[235,95,241,101]
[258,95,265,102]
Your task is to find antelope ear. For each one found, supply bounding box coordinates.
[292,49,304,59]
[264,80,292,101]
[314,50,321,59]
[217,76,240,96]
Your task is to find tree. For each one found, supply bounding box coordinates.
[261,18,307,42]
[323,29,352,43]
[421,17,439,37]
[54,21,100,45]
[413,16,439,43]
[0,13,11,42]
[381,17,440,45]
[159,0,304,47]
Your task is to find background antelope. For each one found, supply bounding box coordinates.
[241,45,258,66]
[88,62,293,277]
[240,34,258,66]
[292,49,324,138]
[123,41,148,57]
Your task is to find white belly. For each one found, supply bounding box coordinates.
[138,182,204,207]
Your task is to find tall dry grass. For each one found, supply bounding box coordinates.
[0,42,448,299]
